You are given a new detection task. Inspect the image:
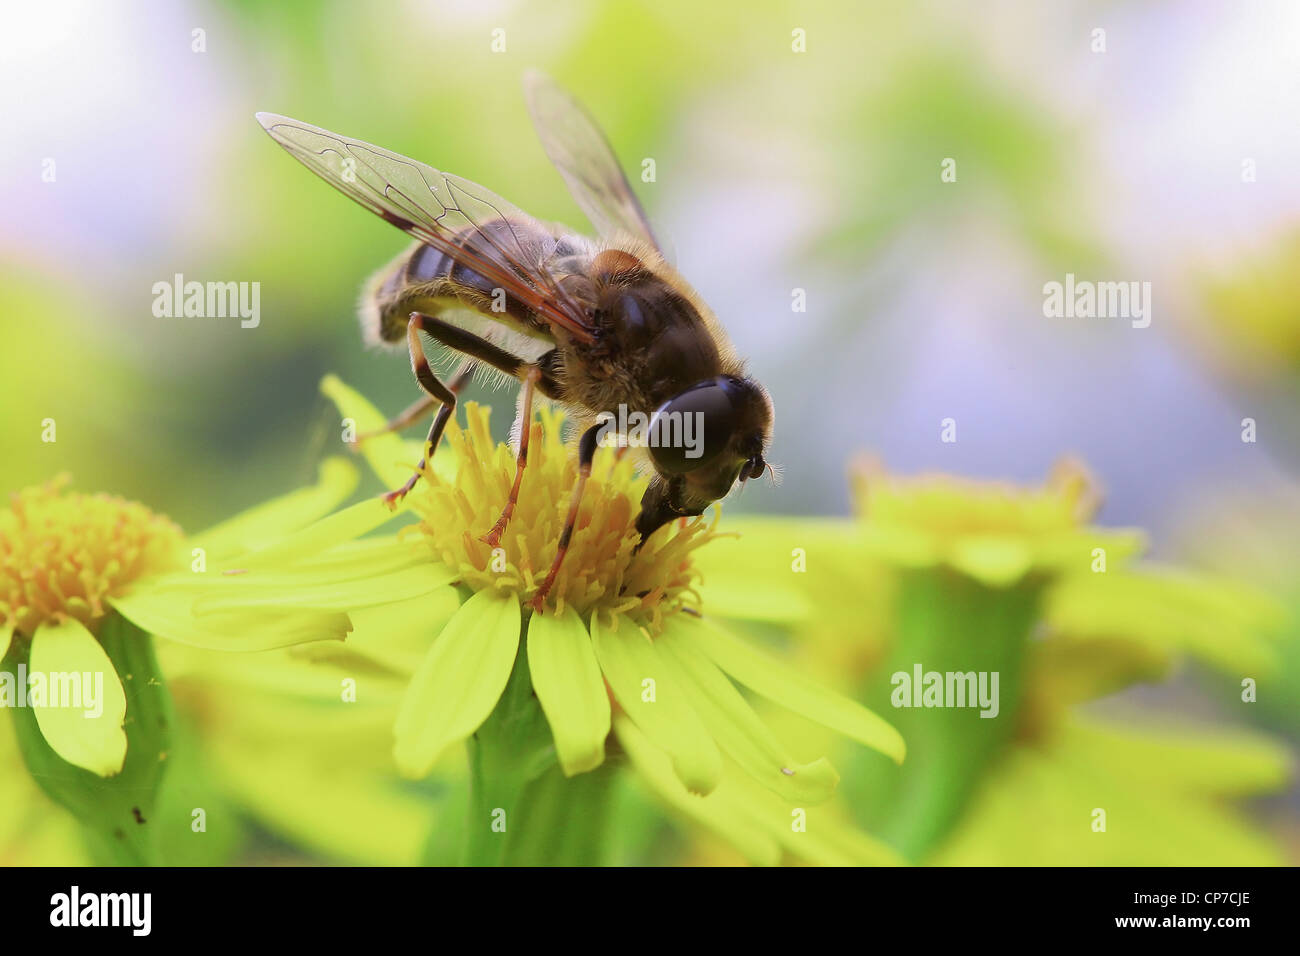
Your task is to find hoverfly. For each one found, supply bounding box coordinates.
[256,72,773,608]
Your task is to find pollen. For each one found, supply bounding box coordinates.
[0,476,184,638]
[407,403,719,628]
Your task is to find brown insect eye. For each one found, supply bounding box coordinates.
[648,379,737,474]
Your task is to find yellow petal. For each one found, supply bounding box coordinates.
[691,614,906,763]
[527,606,610,776]
[947,535,1033,586]
[393,589,521,778]
[29,618,127,777]
[238,498,407,570]
[193,563,456,614]
[657,618,839,804]
[110,589,350,650]
[341,587,463,676]
[321,374,458,487]
[591,613,721,794]
[688,517,849,622]
[613,714,780,866]
[188,458,358,561]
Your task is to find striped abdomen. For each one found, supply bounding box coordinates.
[361,220,585,346]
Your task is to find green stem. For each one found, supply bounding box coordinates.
[849,569,1043,860]
[456,628,619,867]
[504,760,619,866]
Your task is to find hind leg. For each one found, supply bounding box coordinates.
[405,311,563,544]
[381,314,476,508]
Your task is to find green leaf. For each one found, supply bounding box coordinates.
[393,589,521,778]
[691,614,906,764]
[29,618,127,777]
[526,606,610,776]
[591,613,721,794]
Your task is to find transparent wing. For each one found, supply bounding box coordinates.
[256,112,595,343]
[523,70,660,250]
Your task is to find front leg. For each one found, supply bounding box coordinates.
[532,423,603,612]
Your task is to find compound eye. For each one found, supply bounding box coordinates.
[647,380,737,474]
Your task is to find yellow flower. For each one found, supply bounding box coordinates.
[1028,565,1284,727]
[159,643,447,865]
[0,715,86,865]
[0,460,423,864]
[933,717,1291,866]
[1,476,182,778]
[697,458,1290,864]
[407,400,717,628]
[1,475,183,637]
[849,456,1143,586]
[290,376,907,865]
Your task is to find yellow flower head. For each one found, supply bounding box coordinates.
[1,476,182,782]
[1,463,363,782]
[849,456,1142,586]
[0,475,183,638]
[313,376,906,852]
[408,403,717,628]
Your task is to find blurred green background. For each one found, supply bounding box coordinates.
[2,0,1298,865]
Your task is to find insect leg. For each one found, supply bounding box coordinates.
[357,394,436,443]
[407,310,565,545]
[382,313,476,508]
[412,311,562,397]
[531,423,602,612]
[480,365,541,548]
[382,360,474,508]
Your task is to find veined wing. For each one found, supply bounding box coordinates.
[256,111,596,343]
[523,70,660,250]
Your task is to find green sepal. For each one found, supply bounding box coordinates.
[850,569,1043,861]
[460,634,558,866]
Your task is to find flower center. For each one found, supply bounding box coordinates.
[407,403,720,627]
[0,476,184,637]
